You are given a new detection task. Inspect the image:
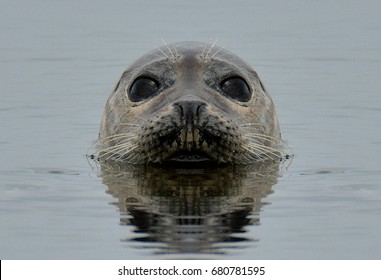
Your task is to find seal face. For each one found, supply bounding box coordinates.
[96,41,286,164]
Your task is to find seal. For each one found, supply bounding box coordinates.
[95,41,287,164]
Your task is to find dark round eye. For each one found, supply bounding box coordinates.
[128,77,159,102]
[220,77,251,102]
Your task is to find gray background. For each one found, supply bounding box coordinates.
[1,0,380,259]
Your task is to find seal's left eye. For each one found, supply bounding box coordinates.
[128,77,159,102]
[220,77,251,102]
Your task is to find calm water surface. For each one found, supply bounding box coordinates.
[1,0,381,259]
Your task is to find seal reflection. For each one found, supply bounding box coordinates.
[99,162,280,255]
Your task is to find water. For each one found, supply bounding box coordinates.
[1,0,381,259]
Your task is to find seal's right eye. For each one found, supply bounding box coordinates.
[220,77,251,102]
[128,77,159,102]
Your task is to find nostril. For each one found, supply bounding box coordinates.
[173,101,206,151]
[174,101,206,119]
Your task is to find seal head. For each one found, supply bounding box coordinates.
[96,41,286,164]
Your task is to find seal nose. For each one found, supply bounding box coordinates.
[174,100,206,150]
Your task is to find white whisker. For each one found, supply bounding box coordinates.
[103,143,139,161]
[204,38,219,61]
[243,134,284,146]
[210,47,223,59]
[172,43,179,59]
[161,38,176,61]
[201,43,208,58]
[98,142,136,157]
[156,46,169,59]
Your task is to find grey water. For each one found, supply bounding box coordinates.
[1,0,381,259]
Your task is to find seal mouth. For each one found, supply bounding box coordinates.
[166,150,212,163]
[156,129,216,163]
[157,131,235,164]
[156,123,226,163]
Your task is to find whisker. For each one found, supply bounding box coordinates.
[171,43,179,60]
[156,46,169,59]
[161,38,176,61]
[210,47,224,59]
[113,145,139,162]
[97,145,134,161]
[87,133,134,158]
[101,143,138,161]
[97,134,137,145]
[246,142,283,157]
[204,38,219,60]
[243,134,284,146]
[242,143,280,161]
[244,133,293,156]
[86,142,99,159]
[243,135,292,162]
[121,149,142,163]
[201,42,208,58]
[201,38,219,61]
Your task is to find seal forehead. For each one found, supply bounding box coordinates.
[128,41,256,81]
[173,41,206,54]
[172,41,249,64]
[171,42,262,87]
